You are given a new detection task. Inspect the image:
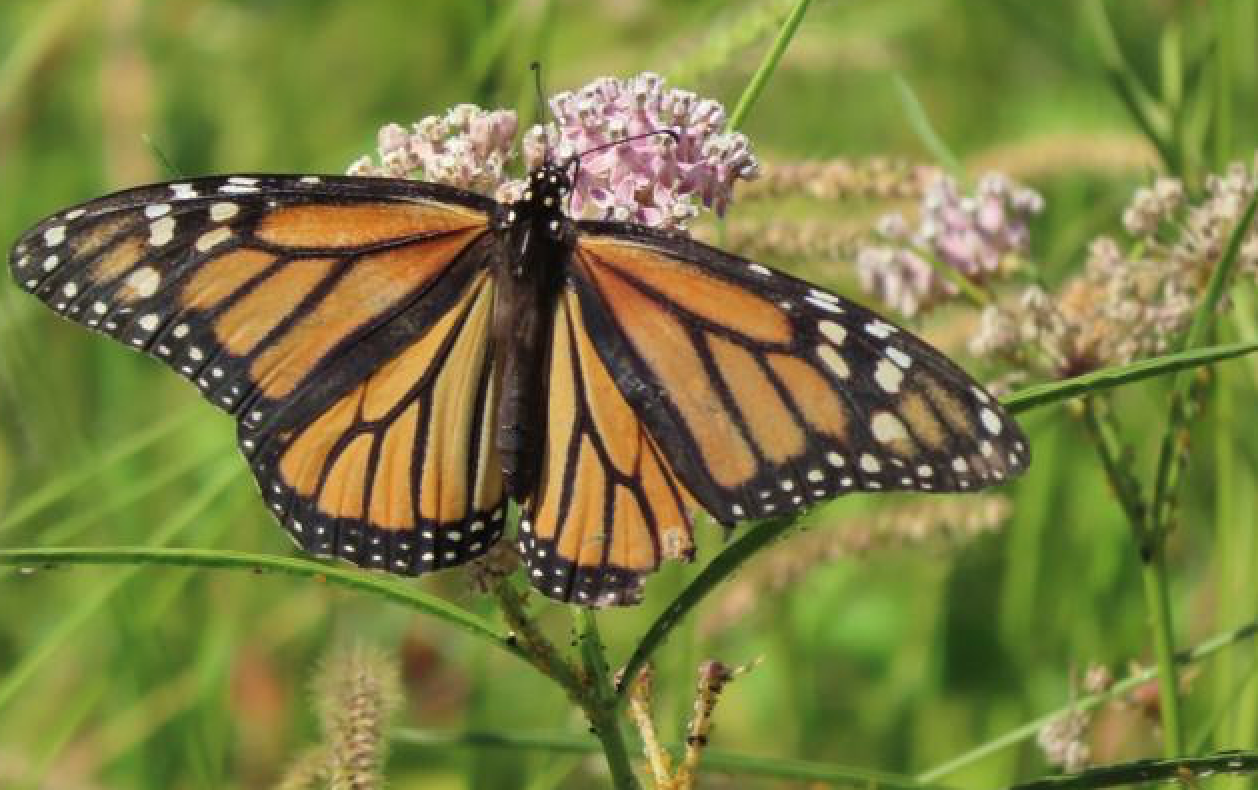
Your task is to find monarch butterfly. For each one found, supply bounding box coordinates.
[8,155,1028,606]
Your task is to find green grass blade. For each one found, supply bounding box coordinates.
[0,546,522,664]
[1002,339,1258,415]
[892,74,964,176]
[0,0,91,111]
[0,462,237,710]
[1005,752,1258,790]
[727,0,812,130]
[1082,0,1177,171]
[0,407,199,535]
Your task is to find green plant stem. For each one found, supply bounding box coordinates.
[492,582,638,787]
[1213,0,1234,170]
[1141,546,1183,756]
[577,610,640,790]
[1078,400,1146,529]
[727,0,811,130]
[1150,192,1258,539]
[616,515,798,708]
[493,579,584,694]
[920,246,993,308]
[1079,399,1182,756]
[917,619,1258,783]
[1144,191,1256,756]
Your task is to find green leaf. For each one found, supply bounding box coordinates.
[1005,751,1258,790]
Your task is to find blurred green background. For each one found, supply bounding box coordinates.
[2,1,1257,788]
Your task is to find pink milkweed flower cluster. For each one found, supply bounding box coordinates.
[347,73,759,232]
[348,104,519,197]
[856,173,1044,316]
[972,156,1258,376]
[521,72,759,228]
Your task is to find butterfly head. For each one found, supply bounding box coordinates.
[525,163,572,211]
[505,163,573,240]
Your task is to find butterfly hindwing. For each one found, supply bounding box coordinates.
[10,174,507,572]
[519,287,699,606]
[570,222,1030,527]
[247,264,506,572]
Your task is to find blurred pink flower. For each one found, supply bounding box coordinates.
[857,172,1043,316]
[973,156,1258,375]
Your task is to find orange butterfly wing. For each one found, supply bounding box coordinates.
[12,175,507,571]
[515,218,1028,606]
[519,288,699,605]
[532,224,1030,600]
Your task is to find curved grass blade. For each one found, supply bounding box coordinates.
[892,74,963,176]
[727,0,812,130]
[0,546,524,665]
[1002,339,1258,415]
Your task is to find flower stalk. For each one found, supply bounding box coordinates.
[577,609,641,789]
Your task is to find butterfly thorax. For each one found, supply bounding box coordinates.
[490,164,576,498]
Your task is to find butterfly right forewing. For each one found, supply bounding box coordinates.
[568,222,1029,526]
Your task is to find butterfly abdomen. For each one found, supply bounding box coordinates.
[490,193,571,499]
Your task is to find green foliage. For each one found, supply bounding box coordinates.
[2,1,1257,788]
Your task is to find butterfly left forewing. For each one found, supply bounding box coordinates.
[9,174,494,415]
[570,222,1030,527]
[9,174,508,573]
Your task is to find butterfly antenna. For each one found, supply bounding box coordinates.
[530,61,552,165]
[575,129,680,161]
[562,129,679,215]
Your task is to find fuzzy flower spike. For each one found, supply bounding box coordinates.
[350,73,760,232]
